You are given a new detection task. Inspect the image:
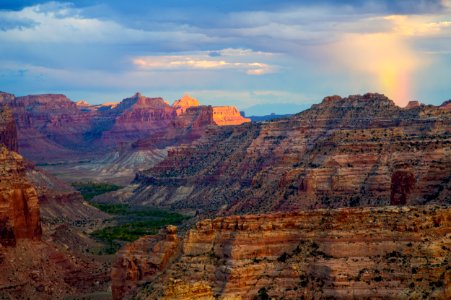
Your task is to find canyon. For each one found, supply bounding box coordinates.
[125,93,450,214]
[112,205,451,299]
[0,104,111,299]
[0,91,249,184]
[1,91,450,299]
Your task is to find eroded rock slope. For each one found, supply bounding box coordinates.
[131,93,450,213]
[113,205,451,299]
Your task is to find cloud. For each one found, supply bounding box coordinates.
[133,49,277,75]
[0,2,213,47]
[0,0,449,108]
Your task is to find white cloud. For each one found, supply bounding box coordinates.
[0,2,211,45]
[133,49,277,75]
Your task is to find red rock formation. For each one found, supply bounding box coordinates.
[0,107,41,246]
[98,93,175,146]
[173,94,200,115]
[0,146,41,246]
[0,105,17,152]
[212,105,250,126]
[1,91,249,167]
[0,93,94,162]
[114,205,450,299]
[131,93,450,213]
[112,225,181,300]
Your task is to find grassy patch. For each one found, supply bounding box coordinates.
[89,203,189,247]
[72,182,122,200]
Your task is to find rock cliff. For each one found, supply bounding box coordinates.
[113,205,450,299]
[0,107,41,246]
[0,93,93,162]
[0,146,41,246]
[173,94,201,116]
[0,105,17,152]
[112,225,181,299]
[131,93,450,213]
[212,106,251,126]
[0,91,250,184]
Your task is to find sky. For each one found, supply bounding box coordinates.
[0,0,450,115]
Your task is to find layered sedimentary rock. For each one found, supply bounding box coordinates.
[113,205,451,299]
[0,92,93,162]
[0,105,111,299]
[0,107,41,246]
[0,105,17,152]
[95,93,176,146]
[212,106,250,126]
[0,91,250,184]
[131,93,450,213]
[26,165,109,222]
[0,146,41,246]
[173,94,201,115]
[112,225,181,299]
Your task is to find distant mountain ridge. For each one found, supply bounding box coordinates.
[248,113,293,122]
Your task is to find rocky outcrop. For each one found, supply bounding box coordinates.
[405,100,421,109]
[0,146,41,246]
[173,94,200,115]
[96,93,175,146]
[441,100,451,112]
[113,205,450,299]
[212,106,251,126]
[0,105,17,152]
[112,225,181,300]
[0,106,41,246]
[131,93,450,213]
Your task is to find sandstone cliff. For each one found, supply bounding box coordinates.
[212,106,250,126]
[173,94,201,116]
[130,93,450,213]
[112,225,181,299]
[113,205,450,299]
[0,150,111,299]
[0,92,93,162]
[0,146,41,246]
[1,91,250,185]
[0,107,41,246]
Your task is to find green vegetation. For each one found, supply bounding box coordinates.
[89,203,188,246]
[72,182,189,253]
[92,219,179,242]
[72,182,122,200]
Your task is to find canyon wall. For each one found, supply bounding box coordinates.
[112,205,451,299]
[0,107,41,246]
[0,92,249,167]
[0,146,41,246]
[0,105,17,152]
[131,93,450,213]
